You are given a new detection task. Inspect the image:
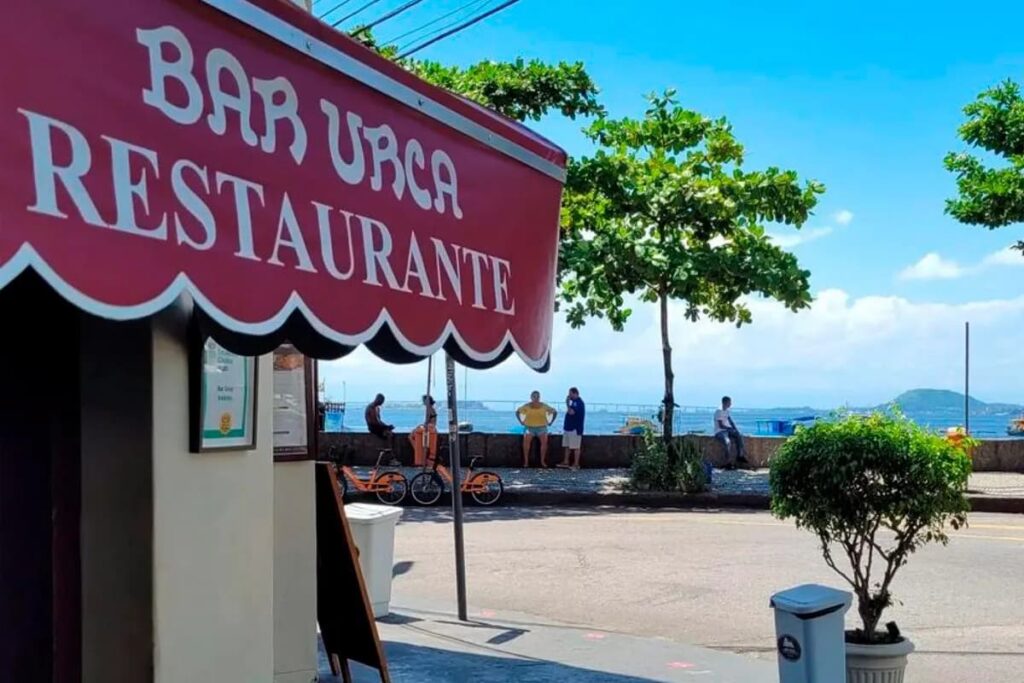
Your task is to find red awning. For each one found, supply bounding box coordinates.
[0,0,565,369]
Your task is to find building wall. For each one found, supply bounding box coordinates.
[80,316,154,683]
[152,316,276,683]
[273,460,318,683]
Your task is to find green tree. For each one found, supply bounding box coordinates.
[770,411,970,642]
[945,79,1024,254]
[560,92,824,447]
[351,31,603,122]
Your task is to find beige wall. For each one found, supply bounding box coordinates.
[274,461,318,683]
[151,317,276,683]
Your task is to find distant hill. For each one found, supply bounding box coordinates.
[882,389,1022,415]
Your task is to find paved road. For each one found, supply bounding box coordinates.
[390,507,1024,683]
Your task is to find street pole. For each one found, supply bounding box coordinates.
[444,353,468,621]
[423,355,433,453]
[965,321,970,435]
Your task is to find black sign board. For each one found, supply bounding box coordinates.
[316,463,390,682]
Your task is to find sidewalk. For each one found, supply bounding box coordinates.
[354,467,1024,512]
[319,599,774,683]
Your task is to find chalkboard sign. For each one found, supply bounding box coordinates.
[316,464,390,683]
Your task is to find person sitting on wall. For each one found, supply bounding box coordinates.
[364,393,395,440]
[714,395,750,469]
[515,391,557,468]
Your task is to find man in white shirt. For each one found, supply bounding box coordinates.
[713,396,749,469]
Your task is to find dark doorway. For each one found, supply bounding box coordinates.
[0,275,82,682]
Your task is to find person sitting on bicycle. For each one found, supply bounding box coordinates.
[365,393,394,439]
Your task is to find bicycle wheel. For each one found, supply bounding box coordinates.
[468,472,503,506]
[410,471,444,506]
[373,472,408,506]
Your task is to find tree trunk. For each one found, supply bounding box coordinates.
[858,598,881,642]
[659,291,675,457]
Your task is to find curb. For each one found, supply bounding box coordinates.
[491,490,1024,514]
[347,482,1024,514]
[966,495,1024,514]
[499,489,771,509]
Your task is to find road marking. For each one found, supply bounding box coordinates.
[614,516,1024,548]
[624,517,785,528]
[967,523,1024,531]
[953,533,1024,543]
[623,516,1024,544]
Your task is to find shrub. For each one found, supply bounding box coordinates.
[630,429,709,493]
[770,411,971,644]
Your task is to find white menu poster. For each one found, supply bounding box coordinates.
[201,338,256,450]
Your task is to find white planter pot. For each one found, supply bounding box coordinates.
[846,637,915,683]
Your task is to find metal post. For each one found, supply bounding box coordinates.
[423,355,433,452]
[444,353,468,621]
[965,321,970,435]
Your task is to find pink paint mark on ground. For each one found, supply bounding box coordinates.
[585,632,607,640]
[667,661,695,669]
[480,609,497,618]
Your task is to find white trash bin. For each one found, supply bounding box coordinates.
[770,584,852,683]
[345,503,404,617]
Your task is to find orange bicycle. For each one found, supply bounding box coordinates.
[409,449,503,506]
[328,445,408,506]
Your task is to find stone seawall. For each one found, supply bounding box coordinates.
[319,432,1024,472]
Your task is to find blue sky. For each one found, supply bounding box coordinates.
[317,0,1024,409]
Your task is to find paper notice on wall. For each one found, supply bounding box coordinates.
[273,345,309,455]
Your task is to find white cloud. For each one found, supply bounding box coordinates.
[834,209,854,226]
[898,252,964,281]
[321,289,1024,409]
[982,247,1024,268]
[899,247,1023,281]
[767,210,852,249]
[768,226,833,248]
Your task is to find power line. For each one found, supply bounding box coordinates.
[351,0,428,37]
[384,0,491,45]
[317,0,355,19]
[397,0,520,58]
[395,0,496,53]
[331,0,386,27]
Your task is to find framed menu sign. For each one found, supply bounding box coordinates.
[191,338,258,452]
[273,345,316,461]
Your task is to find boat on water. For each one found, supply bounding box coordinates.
[756,416,817,436]
[617,416,658,435]
[1007,416,1024,437]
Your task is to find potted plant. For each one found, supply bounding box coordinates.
[769,412,971,681]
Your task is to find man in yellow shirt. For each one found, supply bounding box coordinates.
[516,391,558,468]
